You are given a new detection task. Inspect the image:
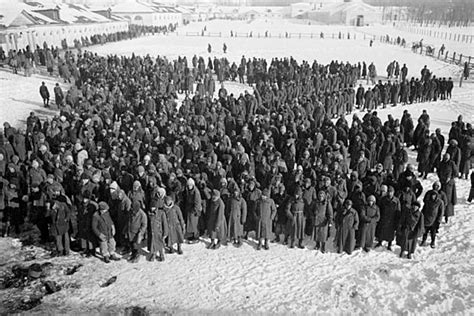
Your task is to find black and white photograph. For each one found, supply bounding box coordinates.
[0,0,473,314]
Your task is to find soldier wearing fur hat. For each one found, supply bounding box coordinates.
[397,201,424,259]
[375,186,401,251]
[335,199,359,255]
[207,189,227,249]
[359,195,380,252]
[286,187,305,249]
[227,186,247,247]
[92,202,120,263]
[126,200,148,263]
[183,178,202,243]
[164,195,185,255]
[312,190,333,253]
[256,188,276,250]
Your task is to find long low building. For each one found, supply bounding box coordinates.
[110,0,183,27]
[0,1,129,51]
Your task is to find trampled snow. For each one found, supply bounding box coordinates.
[0,19,473,315]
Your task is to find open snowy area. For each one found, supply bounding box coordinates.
[0,18,473,315]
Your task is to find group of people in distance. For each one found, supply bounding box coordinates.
[0,42,472,264]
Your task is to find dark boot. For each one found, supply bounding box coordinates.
[103,256,110,263]
[315,242,320,250]
[321,242,326,254]
[236,237,242,247]
[264,239,269,250]
[298,239,304,249]
[177,244,183,255]
[420,235,427,247]
[375,241,382,248]
[148,253,156,262]
[214,241,221,249]
[257,241,262,250]
[387,241,392,251]
[271,235,280,243]
[290,239,295,249]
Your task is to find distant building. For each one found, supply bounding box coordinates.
[0,1,128,51]
[306,0,382,26]
[111,0,182,27]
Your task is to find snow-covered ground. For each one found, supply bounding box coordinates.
[0,19,473,314]
[0,70,68,129]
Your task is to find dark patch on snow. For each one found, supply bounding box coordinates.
[100,276,117,288]
[124,306,150,316]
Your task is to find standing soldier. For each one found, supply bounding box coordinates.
[312,190,333,253]
[164,195,185,255]
[255,188,277,250]
[397,201,424,259]
[359,195,380,252]
[39,82,50,107]
[126,201,148,263]
[92,202,120,263]
[437,153,457,222]
[183,178,202,243]
[421,191,444,248]
[335,199,359,255]
[207,190,227,249]
[286,187,305,249]
[54,83,64,107]
[376,186,400,251]
[227,187,247,247]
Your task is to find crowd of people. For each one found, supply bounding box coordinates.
[0,46,472,264]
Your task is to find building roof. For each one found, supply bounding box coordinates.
[311,0,380,15]
[0,0,125,28]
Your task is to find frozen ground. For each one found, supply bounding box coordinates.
[0,19,473,314]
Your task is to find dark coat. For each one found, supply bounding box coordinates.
[256,196,277,239]
[422,193,444,228]
[396,207,424,253]
[148,208,168,252]
[359,203,380,248]
[286,197,305,240]
[165,203,185,246]
[183,186,202,236]
[227,195,247,239]
[335,207,359,254]
[312,198,333,242]
[77,201,97,242]
[92,209,115,241]
[49,200,71,236]
[207,197,227,241]
[126,208,148,242]
[243,188,261,232]
[377,195,401,241]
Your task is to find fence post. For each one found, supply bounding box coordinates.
[459,54,462,64]
[445,51,448,60]
[453,52,456,63]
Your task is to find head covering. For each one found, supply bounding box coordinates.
[157,187,166,198]
[367,195,376,202]
[262,188,270,197]
[212,189,220,198]
[98,202,109,210]
[187,178,195,188]
[110,181,119,191]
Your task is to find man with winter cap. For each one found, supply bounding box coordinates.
[286,187,305,249]
[207,189,227,249]
[183,178,202,243]
[92,202,120,263]
[126,200,148,263]
[397,200,424,259]
[359,195,380,252]
[256,188,277,250]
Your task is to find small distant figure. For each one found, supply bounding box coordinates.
[207,43,212,54]
[463,61,470,80]
[230,30,233,37]
[370,39,373,47]
[223,43,227,54]
[39,81,50,107]
[54,83,64,107]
